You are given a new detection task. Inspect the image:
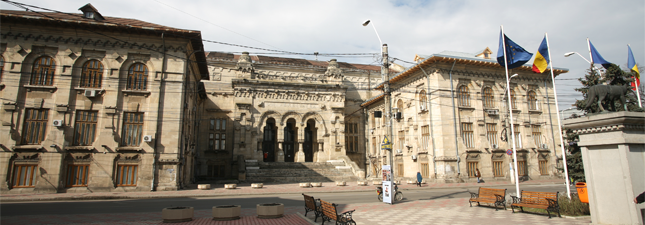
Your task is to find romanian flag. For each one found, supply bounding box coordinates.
[628,45,640,89]
[532,36,549,73]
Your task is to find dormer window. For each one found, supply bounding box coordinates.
[79,3,104,21]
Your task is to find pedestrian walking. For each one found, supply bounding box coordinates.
[416,172,422,187]
[475,169,481,183]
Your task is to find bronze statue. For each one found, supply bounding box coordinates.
[583,84,631,113]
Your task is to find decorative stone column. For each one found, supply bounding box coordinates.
[296,140,305,162]
[563,111,644,225]
[276,139,285,162]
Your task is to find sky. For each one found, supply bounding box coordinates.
[2,0,644,110]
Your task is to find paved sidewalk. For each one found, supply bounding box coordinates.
[0,178,566,202]
[2,179,587,225]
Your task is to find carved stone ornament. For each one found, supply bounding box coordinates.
[324,59,343,81]
[236,52,254,73]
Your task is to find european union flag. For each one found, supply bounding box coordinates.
[497,31,533,69]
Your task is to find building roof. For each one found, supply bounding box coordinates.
[0,8,209,79]
[205,51,381,71]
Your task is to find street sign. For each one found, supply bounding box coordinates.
[381,136,391,150]
[506,149,513,155]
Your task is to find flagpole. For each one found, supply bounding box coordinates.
[545,33,571,198]
[629,44,642,107]
[501,25,521,198]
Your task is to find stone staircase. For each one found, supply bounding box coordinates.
[244,160,359,183]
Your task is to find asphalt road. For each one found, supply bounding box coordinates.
[1,183,573,217]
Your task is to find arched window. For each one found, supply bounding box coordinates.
[127,63,148,90]
[510,89,517,109]
[458,85,470,107]
[80,60,103,88]
[483,87,494,108]
[30,56,56,86]
[419,90,428,111]
[528,90,538,110]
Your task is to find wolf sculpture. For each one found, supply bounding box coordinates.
[583,84,631,113]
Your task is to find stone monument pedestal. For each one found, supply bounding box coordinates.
[564,111,644,225]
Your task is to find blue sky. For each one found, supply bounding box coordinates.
[2,0,643,109]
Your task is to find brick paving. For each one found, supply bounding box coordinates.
[2,179,591,224]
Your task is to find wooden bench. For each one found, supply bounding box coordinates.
[302,193,321,222]
[469,187,507,211]
[319,199,356,225]
[511,190,561,218]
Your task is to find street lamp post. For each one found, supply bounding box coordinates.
[363,20,394,178]
[564,52,604,77]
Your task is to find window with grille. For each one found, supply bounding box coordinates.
[73,111,97,146]
[518,160,527,176]
[483,87,494,108]
[21,109,49,145]
[30,56,56,86]
[486,123,498,147]
[458,85,470,107]
[493,161,504,177]
[398,130,405,151]
[121,112,143,147]
[532,125,542,147]
[12,164,38,188]
[462,123,474,148]
[510,90,517,109]
[421,125,430,151]
[421,163,429,178]
[208,165,226,177]
[212,119,226,150]
[126,63,148,90]
[397,163,404,177]
[115,164,137,186]
[66,164,89,187]
[539,160,548,175]
[345,123,358,152]
[467,162,478,178]
[528,91,538,110]
[419,90,428,110]
[80,60,103,88]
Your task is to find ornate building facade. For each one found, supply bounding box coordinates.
[0,5,208,193]
[362,50,569,182]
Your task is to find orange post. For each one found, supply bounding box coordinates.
[576,182,589,203]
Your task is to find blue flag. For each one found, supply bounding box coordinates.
[497,31,533,69]
[589,40,611,68]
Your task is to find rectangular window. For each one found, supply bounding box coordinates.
[74,111,98,146]
[212,119,226,150]
[421,125,430,151]
[512,126,522,148]
[493,161,504,177]
[66,164,89,187]
[539,160,548,175]
[115,164,137,186]
[209,133,214,150]
[486,123,498,147]
[397,163,404,177]
[467,162,478,178]
[518,160,527,176]
[22,108,49,145]
[12,164,38,188]
[210,119,215,130]
[421,163,429,178]
[208,165,226,177]
[462,123,474,148]
[345,123,358,153]
[122,112,144,147]
[398,130,405,151]
[532,125,542,147]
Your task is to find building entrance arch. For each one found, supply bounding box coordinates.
[262,118,277,162]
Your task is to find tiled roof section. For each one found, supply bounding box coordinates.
[205,51,380,71]
[207,52,235,61]
[256,55,313,66]
[0,9,199,35]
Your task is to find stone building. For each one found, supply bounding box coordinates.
[362,49,569,183]
[0,4,208,193]
[195,52,384,181]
